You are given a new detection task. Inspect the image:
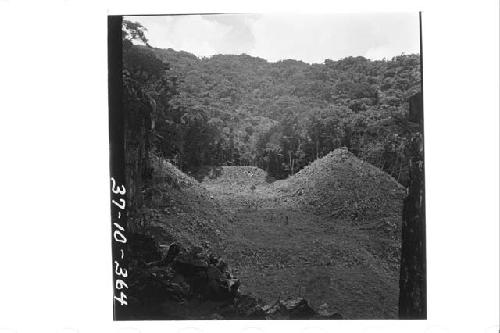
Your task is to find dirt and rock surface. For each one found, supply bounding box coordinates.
[130,148,406,319]
[124,233,342,320]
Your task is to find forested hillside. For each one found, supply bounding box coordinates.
[120,19,424,320]
[123,21,421,189]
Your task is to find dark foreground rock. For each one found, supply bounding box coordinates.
[399,93,426,319]
[122,233,342,320]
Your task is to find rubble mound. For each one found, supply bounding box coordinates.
[201,166,269,186]
[130,155,231,254]
[150,156,200,188]
[273,148,405,225]
[200,166,272,208]
[124,234,342,320]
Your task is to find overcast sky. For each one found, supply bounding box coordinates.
[127,13,420,64]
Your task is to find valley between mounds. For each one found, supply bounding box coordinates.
[133,148,405,319]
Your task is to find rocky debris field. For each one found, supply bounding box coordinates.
[123,233,342,320]
[128,148,405,319]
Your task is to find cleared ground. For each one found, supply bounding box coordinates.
[143,150,404,319]
[201,152,404,319]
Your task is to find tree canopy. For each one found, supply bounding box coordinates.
[122,20,421,187]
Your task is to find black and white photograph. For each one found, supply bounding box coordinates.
[109,12,426,320]
[0,0,499,332]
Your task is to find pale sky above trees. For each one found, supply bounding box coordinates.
[127,13,420,64]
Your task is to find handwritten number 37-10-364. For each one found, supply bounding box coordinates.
[111,177,128,306]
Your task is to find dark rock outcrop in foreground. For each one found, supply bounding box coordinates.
[399,92,426,319]
[123,233,342,320]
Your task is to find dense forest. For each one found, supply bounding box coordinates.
[122,21,421,189]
